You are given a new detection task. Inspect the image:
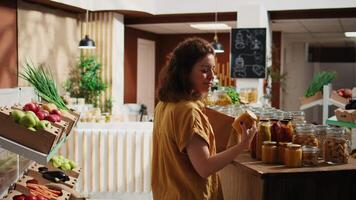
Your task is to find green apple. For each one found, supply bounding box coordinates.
[11,110,25,123]
[26,111,40,123]
[19,113,37,128]
[35,120,46,130]
[61,163,71,171]
[68,160,77,169]
[28,127,36,132]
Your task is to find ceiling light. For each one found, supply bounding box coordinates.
[79,9,96,49]
[345,32,356,37]
[190,23,231,30]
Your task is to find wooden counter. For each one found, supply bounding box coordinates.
[219,152,356,200]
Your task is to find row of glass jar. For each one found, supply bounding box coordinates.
[261,126,350,167]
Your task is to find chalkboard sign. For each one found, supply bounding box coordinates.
[230,28,266,78]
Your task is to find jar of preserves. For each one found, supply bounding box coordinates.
[278,142,291,164]
[302,146,319,166]
[285,144,302,168]
[315,125,328,159]
[324,127,350,164]
[293,124,318,147]
[278,119,294,143]
[270,112,282,142]
[290,111,306,129]
[262,141,278,164]
[256,112,272,160]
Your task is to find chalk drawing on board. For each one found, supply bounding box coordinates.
[251,39,262,50]
[251,65,265,77]
[235,31,245,49]
[233,56,247,77]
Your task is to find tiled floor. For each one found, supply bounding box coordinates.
[88,192,152,200]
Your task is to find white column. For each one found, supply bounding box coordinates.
[235,4,271,104]
[111,13,124,115]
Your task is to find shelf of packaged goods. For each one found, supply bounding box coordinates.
[0,135,67,165]
[326,116,356,128]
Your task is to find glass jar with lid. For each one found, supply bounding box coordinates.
[323,127,350,164]
[278,142,291,164]
[293,124,318,147]
[285,144,302,168]
[262,141,278,164]
[302,146,319,166]
[290,111,306,129]
[256,112,272,160]
[314,125,329,159]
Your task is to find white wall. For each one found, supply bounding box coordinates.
[280,37,315,122]
[112,13,125,114]
[51,0,356,14]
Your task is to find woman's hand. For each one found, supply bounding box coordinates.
[239,121,257,149]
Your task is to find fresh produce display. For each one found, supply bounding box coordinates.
[50,156,77,171]
[10,103,57,131]
[26,183,62,199]
[38,167,70,183]
[225,87,240,104]
[304,71,336,97]
[20,62,68,111]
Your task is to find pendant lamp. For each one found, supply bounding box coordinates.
[79,9,95,49]
[211,9,224,53]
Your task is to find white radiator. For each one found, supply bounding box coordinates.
[57,122,153,195]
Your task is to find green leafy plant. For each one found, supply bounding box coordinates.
[64,55,107,106]
[225,87,240,104]
[20,61,68,110]
[304,71,336,97]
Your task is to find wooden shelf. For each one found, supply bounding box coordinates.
[0,135,67,165]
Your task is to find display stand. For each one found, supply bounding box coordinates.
[300,84,346,125]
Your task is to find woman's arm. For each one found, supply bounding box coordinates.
[186,122,257,178]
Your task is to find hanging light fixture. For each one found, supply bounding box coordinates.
[211,4,224,53]
[79,9,95,49]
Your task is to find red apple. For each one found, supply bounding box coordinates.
[35,195,48,200]
[23,103,40,113]
[45,114,61,122]
[50,109,61,117]
[25,195,37,200]
[35,110,49,120]
[13,195,26,200]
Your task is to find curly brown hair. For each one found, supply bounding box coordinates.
[157,37,215,102]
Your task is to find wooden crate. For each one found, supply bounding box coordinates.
[26,163,78,189]
[15,175,71,200]
[335,108,356,123]
[0,107,63,154]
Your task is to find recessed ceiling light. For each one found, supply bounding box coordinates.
[344,32,356,37]
[190,23,231,30]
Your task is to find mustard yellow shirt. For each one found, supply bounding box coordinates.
[151,100,222,200]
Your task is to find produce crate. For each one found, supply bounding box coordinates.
[335,108,356,123]
[15,175,71,200]
[27,163,78,188]
[0,107,63,154]
[299,91,322,106]
[60,110,80,137]
[45,163,81,179]
[331,91,349,105]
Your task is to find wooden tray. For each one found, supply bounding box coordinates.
[0,107,63,154]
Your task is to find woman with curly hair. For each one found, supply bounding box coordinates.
[152,37,257,200]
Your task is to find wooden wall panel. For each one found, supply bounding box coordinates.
[80,12,114,108]
[0,0,17,88]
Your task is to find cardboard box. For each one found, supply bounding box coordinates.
[27,163,78,188]
[335,108,356,123]
[15,175,71,200]
[0,107,63,154]
[299,91,323,106]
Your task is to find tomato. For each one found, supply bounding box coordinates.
[36,195,48,200]
[13,195,26,200]
[25,195,37,200]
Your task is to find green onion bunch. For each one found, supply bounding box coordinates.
[20,61,68,110]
